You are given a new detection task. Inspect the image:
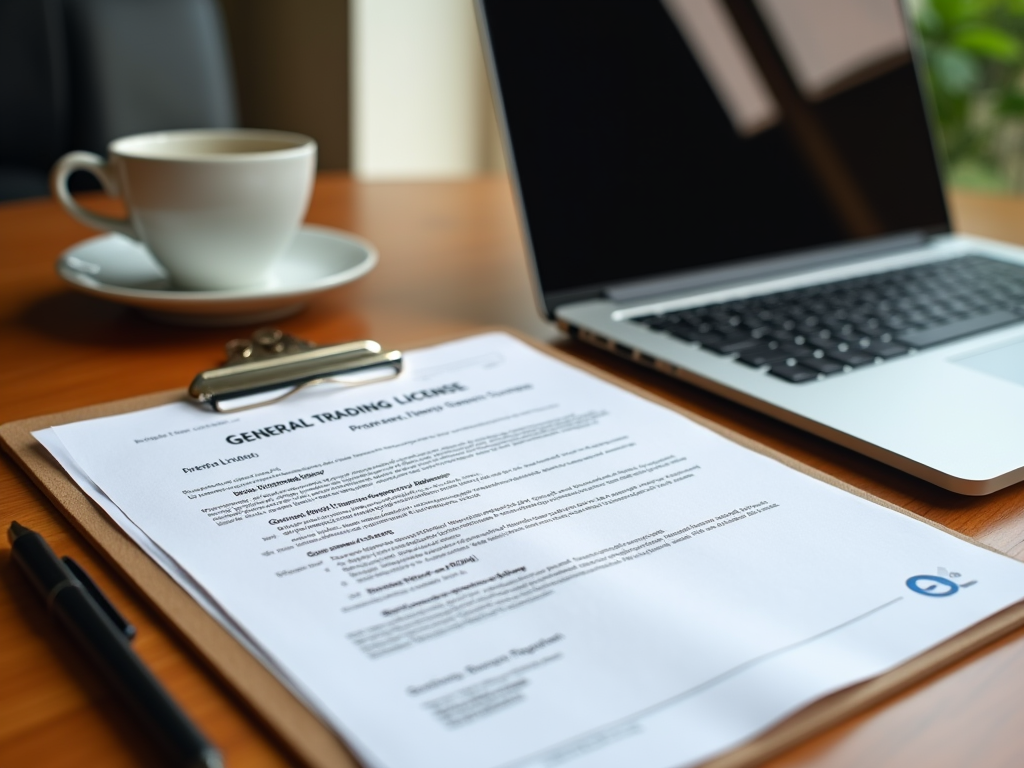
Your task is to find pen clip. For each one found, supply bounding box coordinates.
[62,556,137,640]
[189,328,403,413]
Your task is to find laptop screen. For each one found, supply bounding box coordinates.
[480,0,949,312]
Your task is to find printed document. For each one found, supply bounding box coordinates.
[39,332,1024,768]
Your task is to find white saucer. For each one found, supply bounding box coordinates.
[56,225,377,326]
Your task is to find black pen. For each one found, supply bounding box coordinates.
[7,521,223,768]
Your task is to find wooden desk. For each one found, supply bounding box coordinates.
[2,175,1023,767]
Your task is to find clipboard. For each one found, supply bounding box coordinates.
[3,327,1024,768]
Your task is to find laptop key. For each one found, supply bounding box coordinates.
[808,338,851,353]
[827,349,876,367]
[737,344,785,367]
[702,336,762,354]
[863,341,909,359]
[737,343,809,367]
[801,357,844,374]
[769,362,818,382]
[670,328,720,345]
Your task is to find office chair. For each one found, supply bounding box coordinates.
[0,0,238,201]
[0,0,69,200]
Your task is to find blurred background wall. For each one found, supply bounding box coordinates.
[6,0,1018,188]
[219,0,351,171]
[219,0,503,179]
[218,0,1022,189]
[350,0,503,179]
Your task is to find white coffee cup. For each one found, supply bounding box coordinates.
[51,128,317,290]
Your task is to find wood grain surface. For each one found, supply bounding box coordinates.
[1,175,1023,767]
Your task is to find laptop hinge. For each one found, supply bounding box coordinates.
[603,230,933,304]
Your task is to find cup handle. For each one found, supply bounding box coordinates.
[50,151,139,240]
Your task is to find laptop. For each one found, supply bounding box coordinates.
[476,0,1024,495]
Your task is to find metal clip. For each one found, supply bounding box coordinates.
[189,328,403,413]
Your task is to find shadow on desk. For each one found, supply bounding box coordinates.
[17,291,220,346]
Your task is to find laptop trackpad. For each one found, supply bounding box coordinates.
[954,338,1024,387]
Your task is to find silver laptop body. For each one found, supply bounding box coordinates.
[478,0,1024,494]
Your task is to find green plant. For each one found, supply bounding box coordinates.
[913,0,1024,192]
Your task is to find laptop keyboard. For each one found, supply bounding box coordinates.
[632,255,1024,383]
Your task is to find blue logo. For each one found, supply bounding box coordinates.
[906,575,960,597]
